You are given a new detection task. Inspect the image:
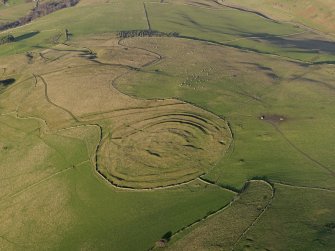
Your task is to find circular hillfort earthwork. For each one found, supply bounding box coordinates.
[97,103,232,189]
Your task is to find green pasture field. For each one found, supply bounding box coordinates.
[166,180,274,250]
[0,114,234,250]
[0,0,147,56]
[0,0,334,250]
[234,184,335,251]
[145,2,335,63]
[116,37,335,190]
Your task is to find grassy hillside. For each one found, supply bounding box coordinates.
[166,181,274,250]
[0,0,334,250]
[225,0,335,36]
[116,37,335,189]
[0,114,235,250]
[0,0,33,25]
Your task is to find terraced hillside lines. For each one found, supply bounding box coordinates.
[98,105,232,189]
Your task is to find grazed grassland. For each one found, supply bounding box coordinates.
[0,0,334,250]
[0,32,236,250]
[116,37,335,190]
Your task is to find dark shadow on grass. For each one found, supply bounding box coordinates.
[245,32,335,55]
[162,231,172,242]
[165,18,335,59]
[0,78,15,86]
[15,31,40,42]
